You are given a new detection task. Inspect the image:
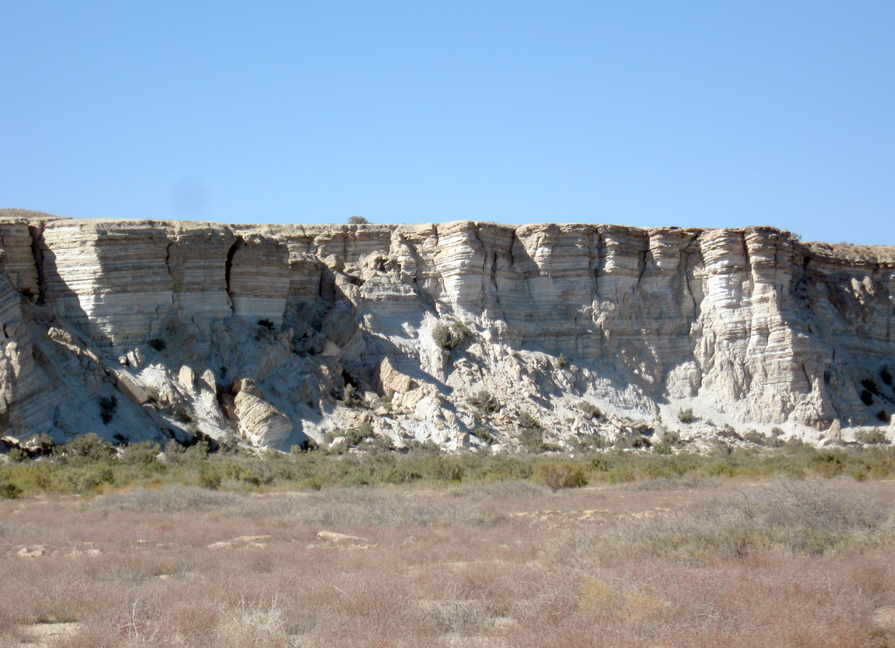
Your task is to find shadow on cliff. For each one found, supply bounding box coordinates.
[35,235,114,347]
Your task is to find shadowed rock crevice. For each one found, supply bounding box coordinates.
[224,236,243,308]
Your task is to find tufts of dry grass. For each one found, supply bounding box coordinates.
[569,478,895,563]
[0,479,893,647]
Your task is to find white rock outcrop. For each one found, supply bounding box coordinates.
[0,209,892,449]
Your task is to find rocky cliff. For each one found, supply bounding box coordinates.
[0,209,893,450]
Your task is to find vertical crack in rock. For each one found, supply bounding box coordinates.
[490,250,500,302]
[682,235,700,313]
[27,223,46,305]
[163,239,177,308]
[164,240,174,278]
[636,245,649,289]
[225,236,244,310]
[471,224,489,311]
[741,232,754,300]
[431,223,447,306]
[589,227,602,297]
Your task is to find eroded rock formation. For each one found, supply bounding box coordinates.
[0,209,892,450]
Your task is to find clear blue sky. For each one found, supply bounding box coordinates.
[2,1,893,245]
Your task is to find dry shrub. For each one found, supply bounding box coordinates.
[578,478,893,563]
[534,461,588,492]
[92,486,242,513]
[215,597,289,648]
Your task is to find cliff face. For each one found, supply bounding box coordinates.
[0,210,893,449]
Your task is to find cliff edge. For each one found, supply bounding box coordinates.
[0,210,892,450]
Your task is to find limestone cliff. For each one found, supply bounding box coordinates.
[0,209,892,450]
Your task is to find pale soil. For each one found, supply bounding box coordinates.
[1,480,894,647]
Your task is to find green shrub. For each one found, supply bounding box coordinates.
[198,466,222,490]
[743,430,769,446]
[677,408,696,424]
[258,319,274,330]
[8,447,28,462]
[518,411,539,430]
[861,390,874,406]
[367,435,394,454]
[855,429,890,445]
[61,433,115,462]
[571,433,607,452]
[467,390,500,415]
[432,320,471,350]
[348,215,369,224]
[472,426,493,444]
[406,439,442,454]
[167,439,211,464]
[341,384,364,408]
[172,405,194,424]
[25,433,55,454]
[534,461,587,492]
[615,431,651,450]
[291,438,317,453]
[346,422,375,447]
[578,401,601,419]
[518,413,545,453]
[326,439,348,456]
[519,427,544,453]
[653,440,673,455]
[70,465,114,493]
[557,354,568,369]
[0,480,22,499]
[809,451,845,477]
[120,441,161,465]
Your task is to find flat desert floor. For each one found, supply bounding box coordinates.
[1,478,894,647]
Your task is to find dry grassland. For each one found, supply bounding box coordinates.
[1,478,894,647]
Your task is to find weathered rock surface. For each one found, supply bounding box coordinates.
[0,210,892,450]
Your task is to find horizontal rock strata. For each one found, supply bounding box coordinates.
[0,209,892,449]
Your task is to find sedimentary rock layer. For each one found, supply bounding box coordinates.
[0,209,892,448]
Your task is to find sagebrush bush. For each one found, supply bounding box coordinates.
[578,401,601,419]
[7,446,28,463]
[340,383,364,408]
[466,390,500,415]
[432,320,471,350]
[534,461,587,492]
[58,433,115,463]
[518,411,539,430]
[856,428,890,445]
[677,408,696,424]
[518,412,545,453]
[0,479,21,499]
[120,441,161,465]
[471,426,493,444]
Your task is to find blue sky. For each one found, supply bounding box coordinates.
[2,1,893,244]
